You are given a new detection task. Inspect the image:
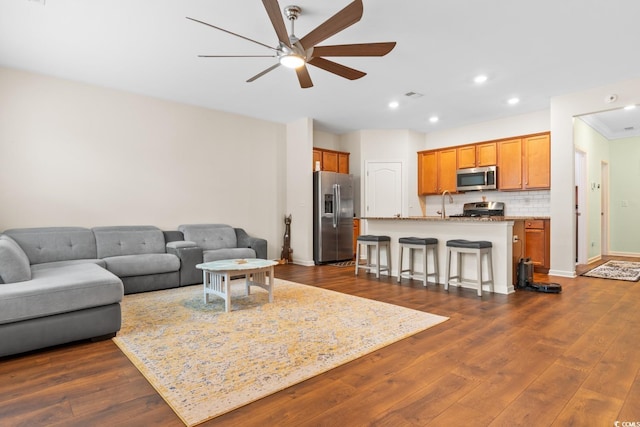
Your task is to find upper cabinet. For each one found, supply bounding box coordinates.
[457,142,497,169]
[497,138,523,190]
[313,148,350,174]
[497,132,550,191]
[418,148,457,195]
[523,134,551,190]
[418,132,550,195]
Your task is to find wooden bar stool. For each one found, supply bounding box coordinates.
[397,237,439,287]
[445,239,494,296]
[355,235,391,278]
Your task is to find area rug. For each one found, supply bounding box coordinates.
[112,279,448,426]
[328,260,356,267]
[582,260,640,281]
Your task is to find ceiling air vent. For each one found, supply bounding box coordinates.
[404,92,424,99]
[624,126,635,131]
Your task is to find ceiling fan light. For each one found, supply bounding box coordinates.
[279,54,305,69]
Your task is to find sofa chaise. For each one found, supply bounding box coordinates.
[0,224,267,358]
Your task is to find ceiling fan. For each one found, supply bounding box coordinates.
[187,0,396,88]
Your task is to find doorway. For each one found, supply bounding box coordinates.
[601,161,609,256]
[574,149,587,264]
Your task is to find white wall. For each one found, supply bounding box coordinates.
[573,118,610,260]
[0,67,286,258]
[425,110,550,149]
[608,135,640,256]
[287,118,314,265]
[550,77,640,276]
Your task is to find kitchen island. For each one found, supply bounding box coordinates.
[361,216,515,294]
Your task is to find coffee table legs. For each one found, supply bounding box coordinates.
[245,266,274,303]
[203,270,232,312]
[201,266,274,312]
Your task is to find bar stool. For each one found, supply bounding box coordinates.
[355,235,391,278]
[445,239,494,296]
[397,237,439,287]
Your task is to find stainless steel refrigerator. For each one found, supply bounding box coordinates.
[313,171,354,264]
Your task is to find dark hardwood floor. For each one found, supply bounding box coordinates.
[1,259,639,426]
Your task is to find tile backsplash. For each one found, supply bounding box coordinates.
[423,190,550,217]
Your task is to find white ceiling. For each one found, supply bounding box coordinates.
[1,0,640,135]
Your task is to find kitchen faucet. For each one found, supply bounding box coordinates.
[438,190,454,218]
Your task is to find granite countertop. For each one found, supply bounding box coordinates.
[361,216,550,222]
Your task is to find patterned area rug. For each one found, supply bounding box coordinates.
[113,279,448,426]
[328,260,356,267]
[582,260,640,281]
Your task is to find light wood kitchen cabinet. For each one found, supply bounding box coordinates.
[523,134,550,189]
[458,142,497,169]
[525,219,550,273]
[497,138,523,190]
[476,142,497,166]
[313,149,322,170]
[418,151,438,195]
[457,145,477,169]
[438,149,457,193]
[418,148,457,195]
[498,133,550,191]
[313,148,349,174]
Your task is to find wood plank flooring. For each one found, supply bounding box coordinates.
[1,258,639,426]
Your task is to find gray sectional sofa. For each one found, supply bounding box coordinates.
[0,224,267,357]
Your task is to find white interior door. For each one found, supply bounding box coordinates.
[365,161,402,217]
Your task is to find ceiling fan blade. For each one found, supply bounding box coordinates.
[312,42,396,57]
[296,65,314,88]
[308,57,366,80]
[299,0,363,49]
[198,55,276,58]
[262,0,292,48]
[247,63,281,82]
[186,17,275,51]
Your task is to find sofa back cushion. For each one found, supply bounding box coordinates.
[0,235,32,284]
[93,226,166,258]
[4,227,97,265]
[178,224,237,251]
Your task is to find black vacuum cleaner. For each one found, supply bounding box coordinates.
[517,258,562,293]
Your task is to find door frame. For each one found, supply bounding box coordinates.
[601,161,609,256]
[574,149,588,264]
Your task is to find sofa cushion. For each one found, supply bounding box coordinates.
[4,227,98,265]
[0,235,32,284]
[203,248,256,263]
[0,263,123,325]
[30,259,107,272]
[178,224,237,251]
[102,253,180,277]
[93,226,166,258]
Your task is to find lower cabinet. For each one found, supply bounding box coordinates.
[512,218,550,285]
[525,219,550,273]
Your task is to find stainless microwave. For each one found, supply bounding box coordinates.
[456,166,497,192]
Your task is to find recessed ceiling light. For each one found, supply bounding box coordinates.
[474,75,488,84]
[507,97,520,105]
[429,116,439,123]
[624,104,637,110]
[388,101,399,109]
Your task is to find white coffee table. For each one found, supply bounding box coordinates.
[196,258,278,312]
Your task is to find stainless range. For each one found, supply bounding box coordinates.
[449,201,505,218]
